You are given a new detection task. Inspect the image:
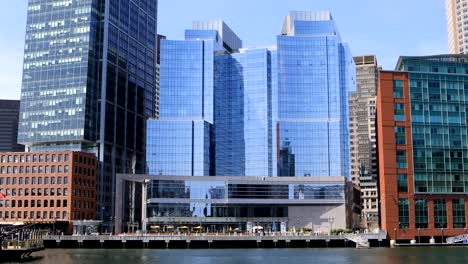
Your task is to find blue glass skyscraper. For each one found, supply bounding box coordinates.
[148,11,354,179]
[18,0,158,219]
[277,11,355,178]
[140,11,354,233]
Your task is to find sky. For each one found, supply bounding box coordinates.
[0,0,448,100]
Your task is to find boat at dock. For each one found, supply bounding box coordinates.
[0,225,45,262]
[0,239,45,262]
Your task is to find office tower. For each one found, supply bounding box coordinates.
[378,55,468,241]
[447,0,468,54]
[349,55,380,230]
[277,11,355,178]
[138,11,355,233]
[0,151,97,234]
[18,0,158,220]
[0,100,24,152]
[147,21,242,177]
[154,34,166,119]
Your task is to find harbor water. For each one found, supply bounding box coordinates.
[9,247,468,264]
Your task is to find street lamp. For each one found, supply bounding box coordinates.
[328,217,334,235]
[394,228,397,241]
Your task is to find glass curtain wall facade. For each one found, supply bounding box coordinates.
[277,11,355,178]
[143,12,353,232]
[148,12,354,179]
[18,0,158,220]
[379,55,468,240]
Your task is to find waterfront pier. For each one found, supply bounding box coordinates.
[43,232,387,249]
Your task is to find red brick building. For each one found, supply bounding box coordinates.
[0,151,97,233]
[378,56,468,242]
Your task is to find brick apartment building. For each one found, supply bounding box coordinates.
[0,151,97,234]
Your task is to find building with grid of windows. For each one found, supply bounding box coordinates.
[446,0,468,54]
[0,151,96,234]
[378,55,468,241]
[349,55,380,230]
[141,11,355,233]
[17,0,158,222]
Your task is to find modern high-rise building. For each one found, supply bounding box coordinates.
[0,100,24,152]
[154,34,166,119]
[138,11,355,233]
[277,11,355,178]
[349,55,380,230]
[18,1,158,221]
[378,55,468,241]
[446,0,468,54]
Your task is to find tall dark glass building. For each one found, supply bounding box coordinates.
[0,100,24,152]
[18,0,158,220]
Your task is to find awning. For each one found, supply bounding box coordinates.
[150,225,160,229]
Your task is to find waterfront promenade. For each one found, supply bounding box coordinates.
[43,232,387,249]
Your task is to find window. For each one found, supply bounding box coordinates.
[398,174,408,192]
[45,155,50,162]
[64,154,69,162]
[52,155,56,162]
[64,166,69,173]
[453,199,466,228]
[20,155,24,162]
[395,126,405,145]
[58,177,62,184]
[415,198,428,228]
[32,155,37,162]
[64,177,68,184]
[434,199,447,228]
[393,80,404,98]
[58,155,63,162]
[39,155,44,162]
[394,103,405,121]
[396,150,407,169]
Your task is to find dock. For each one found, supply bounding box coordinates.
[0,240,45,262]
[43,232,387,249]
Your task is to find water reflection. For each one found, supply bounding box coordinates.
[19,248,468,264]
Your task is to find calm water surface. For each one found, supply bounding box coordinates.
[10,248,468,264]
